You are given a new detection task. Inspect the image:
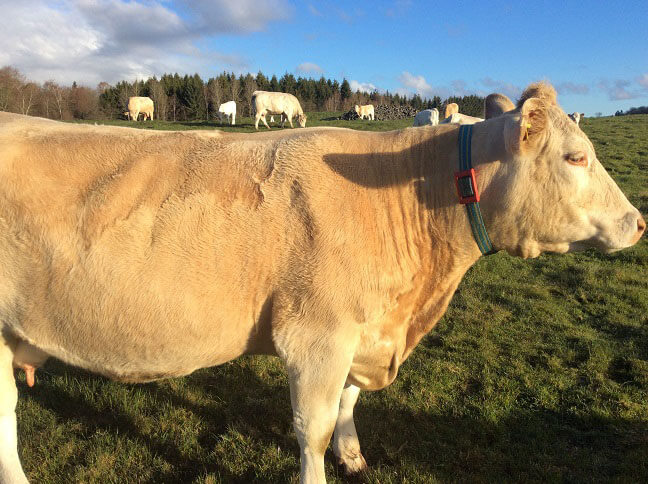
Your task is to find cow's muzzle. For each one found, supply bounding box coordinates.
[632,213,646,245]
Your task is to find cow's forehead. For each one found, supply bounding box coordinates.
[547,106,595,153]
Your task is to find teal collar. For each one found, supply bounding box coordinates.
[454,125,496,255]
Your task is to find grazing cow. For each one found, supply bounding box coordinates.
[218,100,236,125]
[354,104,375,120]
[444,102,459,118]
[413,108,440,127]
[252,90,307,130]
[439,113,484,125]
[126,96,154,122]
[0,81,644,484]
[568,112,582,125]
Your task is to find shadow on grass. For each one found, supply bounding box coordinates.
[354,399,648,482]
[17,357,648,482]
[20,360,295,483]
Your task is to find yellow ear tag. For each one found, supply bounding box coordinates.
[523,122,532,141]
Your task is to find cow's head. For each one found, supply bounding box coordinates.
[297,113,307,128]
[354,105,360,115]
[481,82,644,258]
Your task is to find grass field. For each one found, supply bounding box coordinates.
[17,114,648,483]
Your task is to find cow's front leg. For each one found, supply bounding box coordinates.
[332,384,367,474]
[0,338,28,484]
[286,341,356,483]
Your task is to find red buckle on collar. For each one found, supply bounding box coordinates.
[454,168,480,204]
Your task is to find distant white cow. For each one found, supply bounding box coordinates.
[218,101,236,125]
[568,112,582,125]
[252,91,307,130]
[354,104,375,120]
[413,108,439,127]
[126,97,154,122]
[439,113,484,125]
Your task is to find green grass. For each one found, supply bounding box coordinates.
[18,115,648,483]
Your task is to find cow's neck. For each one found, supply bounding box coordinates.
[385,121,507,361]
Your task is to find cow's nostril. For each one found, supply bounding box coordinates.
[638,215,646,233]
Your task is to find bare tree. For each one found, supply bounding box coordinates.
[43,81,67,120]
[207,78,223,119]
[118,84,131,115]
[19,82,39,115]
[230,75,241,109]
[69,84,98,119]
[242,75,257,117]
[148,79,168,121]
[325,90,341,112]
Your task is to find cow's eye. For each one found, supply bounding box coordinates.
[566,152,587,167]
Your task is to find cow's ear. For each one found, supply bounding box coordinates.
[485,93,515,119]
[504,97,548,154]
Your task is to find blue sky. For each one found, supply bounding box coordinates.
[3,0,647,115]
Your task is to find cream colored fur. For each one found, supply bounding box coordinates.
[354,104,375,120]
[444,102,459,118]
[485,93,516,119]
[0,83,643,483]
[439,113,484,125]
[252,91,306,130]
[127,96,154,122]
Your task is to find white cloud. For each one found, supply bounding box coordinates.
[297,62,323,74]
[597,79,640,101]
[0,0,290,85]
[398,71,434,97]
[397,71,466,98]
[180,0,292,35]
[350,80,378,93]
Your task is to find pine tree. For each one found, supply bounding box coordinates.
[340,79,351,101]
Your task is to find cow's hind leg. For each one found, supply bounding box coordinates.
[332,384,367,474]
[0,338,28,484]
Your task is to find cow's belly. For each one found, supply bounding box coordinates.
[11,294,271,383]
[1,227,276,382]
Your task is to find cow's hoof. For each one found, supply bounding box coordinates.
[338,451,368,475]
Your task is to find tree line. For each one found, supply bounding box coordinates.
[0,65,487,121]
[615,106,648,116]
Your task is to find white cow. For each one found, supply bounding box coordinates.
[126,96,154,122]
[568,112,582,125]
[413,108,439,126]
[439,113,484,125]
[218,101,236,125]
[252,90,307,130]
[354,104,375,120]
